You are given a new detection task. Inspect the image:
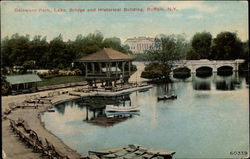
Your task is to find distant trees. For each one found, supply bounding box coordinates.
[210,32,243,60]
[242,40,249,60]
[186,31,248,61]
[191,31,212,59]
[1,32,132,73]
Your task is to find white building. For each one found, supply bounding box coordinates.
[124,36,155,54]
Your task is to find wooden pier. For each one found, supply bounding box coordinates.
[87,144,175,159]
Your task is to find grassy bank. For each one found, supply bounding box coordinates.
[37,76,85,87]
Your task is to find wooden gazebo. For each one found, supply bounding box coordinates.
[76,48,134,87]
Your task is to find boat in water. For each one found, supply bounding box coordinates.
[105,111,140,118]
[105,105,140,113]
[158,95,177,101]
[47,108,55,112]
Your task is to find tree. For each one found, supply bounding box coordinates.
[142,34,188,80]
[210,32,243,60]
[103,37,132,54]
[241,40,249,61]
[186,49,200,60]
[1,76,10,95]
[146,34,187,67]
[47,34,70,69]
[1,34,30,67]
[29,35,49,68]
[1,32,134,71]
[141,63,171,79]
[191,31,212,59]
[22,60,35,73]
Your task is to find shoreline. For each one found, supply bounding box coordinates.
[2,84,152,159]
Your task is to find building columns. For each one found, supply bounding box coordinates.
[129,61,131,76]
[105,63,108,77]
[85,63,88,78]
[115,62,118,77]
[91,63,95,74]
[98,62,102,73]
[122,61,125,79]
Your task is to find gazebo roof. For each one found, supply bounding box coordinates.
[78,48,133,62]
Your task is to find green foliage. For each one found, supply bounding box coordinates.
[187,31,246,60]
[191,31,212,59]
[141,34,188,80]
[1,32,131,71]
[241,40,249,61]
[130,64,137,72]
[186,49,200,60]
[141,63,171,79]
[210,32,243,60]
[173,67,191,79]
[1,76,11,95]
[146,34,189,66]
[22,60,35,70]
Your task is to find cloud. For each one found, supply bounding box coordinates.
[166,13,182,18]
[188,14,203,19]
[151,1,219,13]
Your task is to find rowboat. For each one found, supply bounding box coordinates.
[158,95,177,100]
[105,111,140,118]
[47,108,55,112]
[105,105,140,113]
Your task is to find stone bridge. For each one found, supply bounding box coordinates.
[172,59,245,73]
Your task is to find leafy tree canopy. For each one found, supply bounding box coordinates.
[210,32,243,60]
[191,31,212,59]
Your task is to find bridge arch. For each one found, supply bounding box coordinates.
[196,66,213,78]
[174,59,245,73]
[217,66,233,76]
[172,67,191,79]
[195,66,213,72]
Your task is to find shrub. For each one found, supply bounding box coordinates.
[1,76,11,95]
[141,63,171,79]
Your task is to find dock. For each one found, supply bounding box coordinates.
[69,85,153,98]
[88,144,175,159]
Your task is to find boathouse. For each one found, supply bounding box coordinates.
[76,48,134,87]
[5,74,42,94]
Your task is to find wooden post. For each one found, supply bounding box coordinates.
[109,62,111,75]
[115,62,118,78]
[85,63,88,78]
[92,63,95,74]
[105,63,108,77]
[99,62,102,74]
[129,61,131,76]
[122,61,125,79]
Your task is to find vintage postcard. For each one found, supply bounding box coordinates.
[1,1,249,159]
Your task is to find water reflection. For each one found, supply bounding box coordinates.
[193,80,211,90]
[42,70,249,158]
[55,95,139,127]
[55,104,66,114]
[173,72,246,91]
[156,83,175,96]
[216,80,236,90]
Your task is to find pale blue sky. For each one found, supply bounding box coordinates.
[1,1,248,42]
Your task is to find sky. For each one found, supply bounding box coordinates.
[1,1,248,43]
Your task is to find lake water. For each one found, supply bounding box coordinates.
[41,72,249,158]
